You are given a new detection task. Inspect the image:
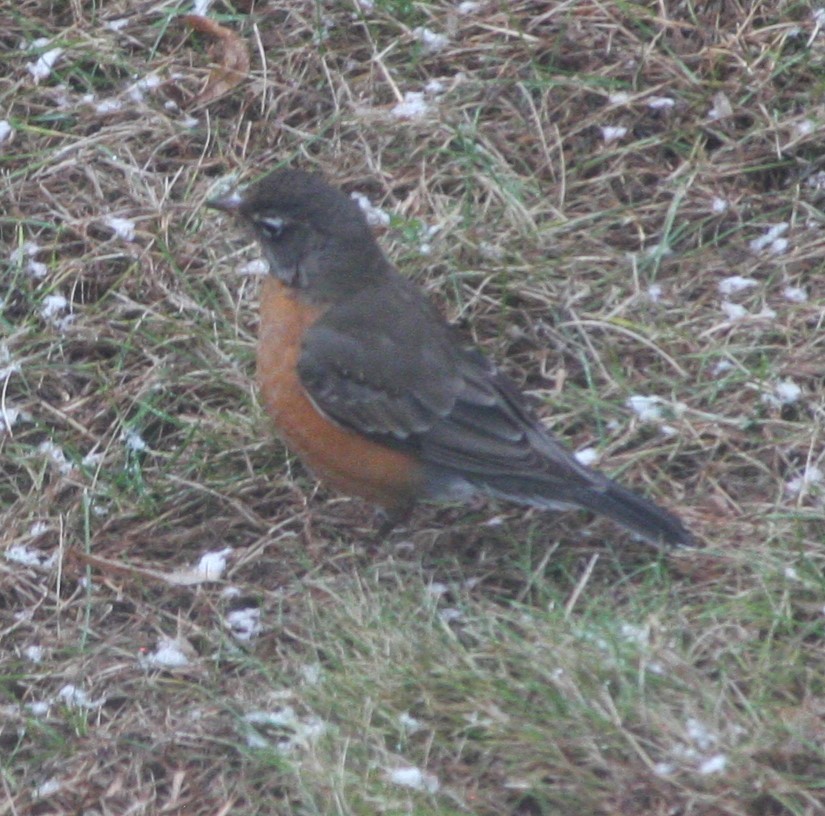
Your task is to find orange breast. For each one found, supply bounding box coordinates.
[256,276,422,513]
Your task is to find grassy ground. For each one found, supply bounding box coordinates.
[2,1,824,813]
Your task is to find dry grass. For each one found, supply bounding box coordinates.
[2,0,824,814]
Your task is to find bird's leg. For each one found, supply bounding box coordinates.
[374,502,414,540]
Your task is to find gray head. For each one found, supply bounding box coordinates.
[208,169,390,302]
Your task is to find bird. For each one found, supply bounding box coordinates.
[208,168,691,548]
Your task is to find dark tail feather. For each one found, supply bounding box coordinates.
[569,480,692,548]
[478,475,692,548]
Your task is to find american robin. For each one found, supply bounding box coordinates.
[208,169,691,548]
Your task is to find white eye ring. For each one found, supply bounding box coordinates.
[256,216,286,239]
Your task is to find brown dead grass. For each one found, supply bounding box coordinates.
[1,1,824,814]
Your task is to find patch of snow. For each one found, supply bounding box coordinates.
[600,125,627,143]
[574,447,599,466]
[28,46,63,83]
[39,440,72,474]
[351,191,391,227]
[105,216,136,241]
[5,544,56,569]
[195,548,232,580]
[718,276,757,296]
[140,637,191,669]
[122,428,147,452]
[626,395,664,422]
[749,223,788,253]
[24,645,44,663]
[226,606,262,641]
[57,684,105,709]
[720,301,748,320]
[782,285,807,303]
[413,27,449,53]
[711,196,728,214]
[698,754,727,775]
[388,766,440,793]
[391,91,432,119]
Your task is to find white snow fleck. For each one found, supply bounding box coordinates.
[5,544,56,569]
[40,294,68,321]
[57,684,105,709]
[122,428,147,452]
[195,547,232,580]
[243,707,327,752]
[391,91,432,119]
[357,0,375,10]
[39,440,72,474]
[686,718,717,751]
[646,283,663,302]
[300,663,321,685]
[413,26,449,53]
[105,17,129,31]
[140,637,191,669]
[718,276,757,296]
[720,301,748,320]
[708,91,732,121]
[0,120,13,144]
[647,96,674,110]
[785,465,823,497]
[749,223,788,253]
[24,645,44,663]
[698,754,728,775]
[626,395,664,422]
[26,701,51,716]
[11,241,49,278]
[105,216,136,241]
[794,119,815,138]
[424,78,446,95]
[774,380,802,404]
[192,0,214,14]
[608,91,631,105]
[457,1,480,13]
[783,565,799,581]
[654,762,676,777]
[711,196,729,214]
[238,260,269,278]
[439,608,464,623]
[28,47,63,82]
[782,285,807,303]
[388,766,440,793]
[574,447,599,466]
[351,191,391,227]
[427,582,449,596]
[399,712,423,732]
[620,622,650,646]
[807,171,825,190]
[35,778,61,799]
[95,98,123,114]
[0,405,21,433]
[601,125,627,143]
[226,606,262,641]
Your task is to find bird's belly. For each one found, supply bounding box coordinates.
[256,277,421,513]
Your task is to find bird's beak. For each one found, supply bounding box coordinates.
[206,189,244,213]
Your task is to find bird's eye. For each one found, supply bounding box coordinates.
[256,215,286,240]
